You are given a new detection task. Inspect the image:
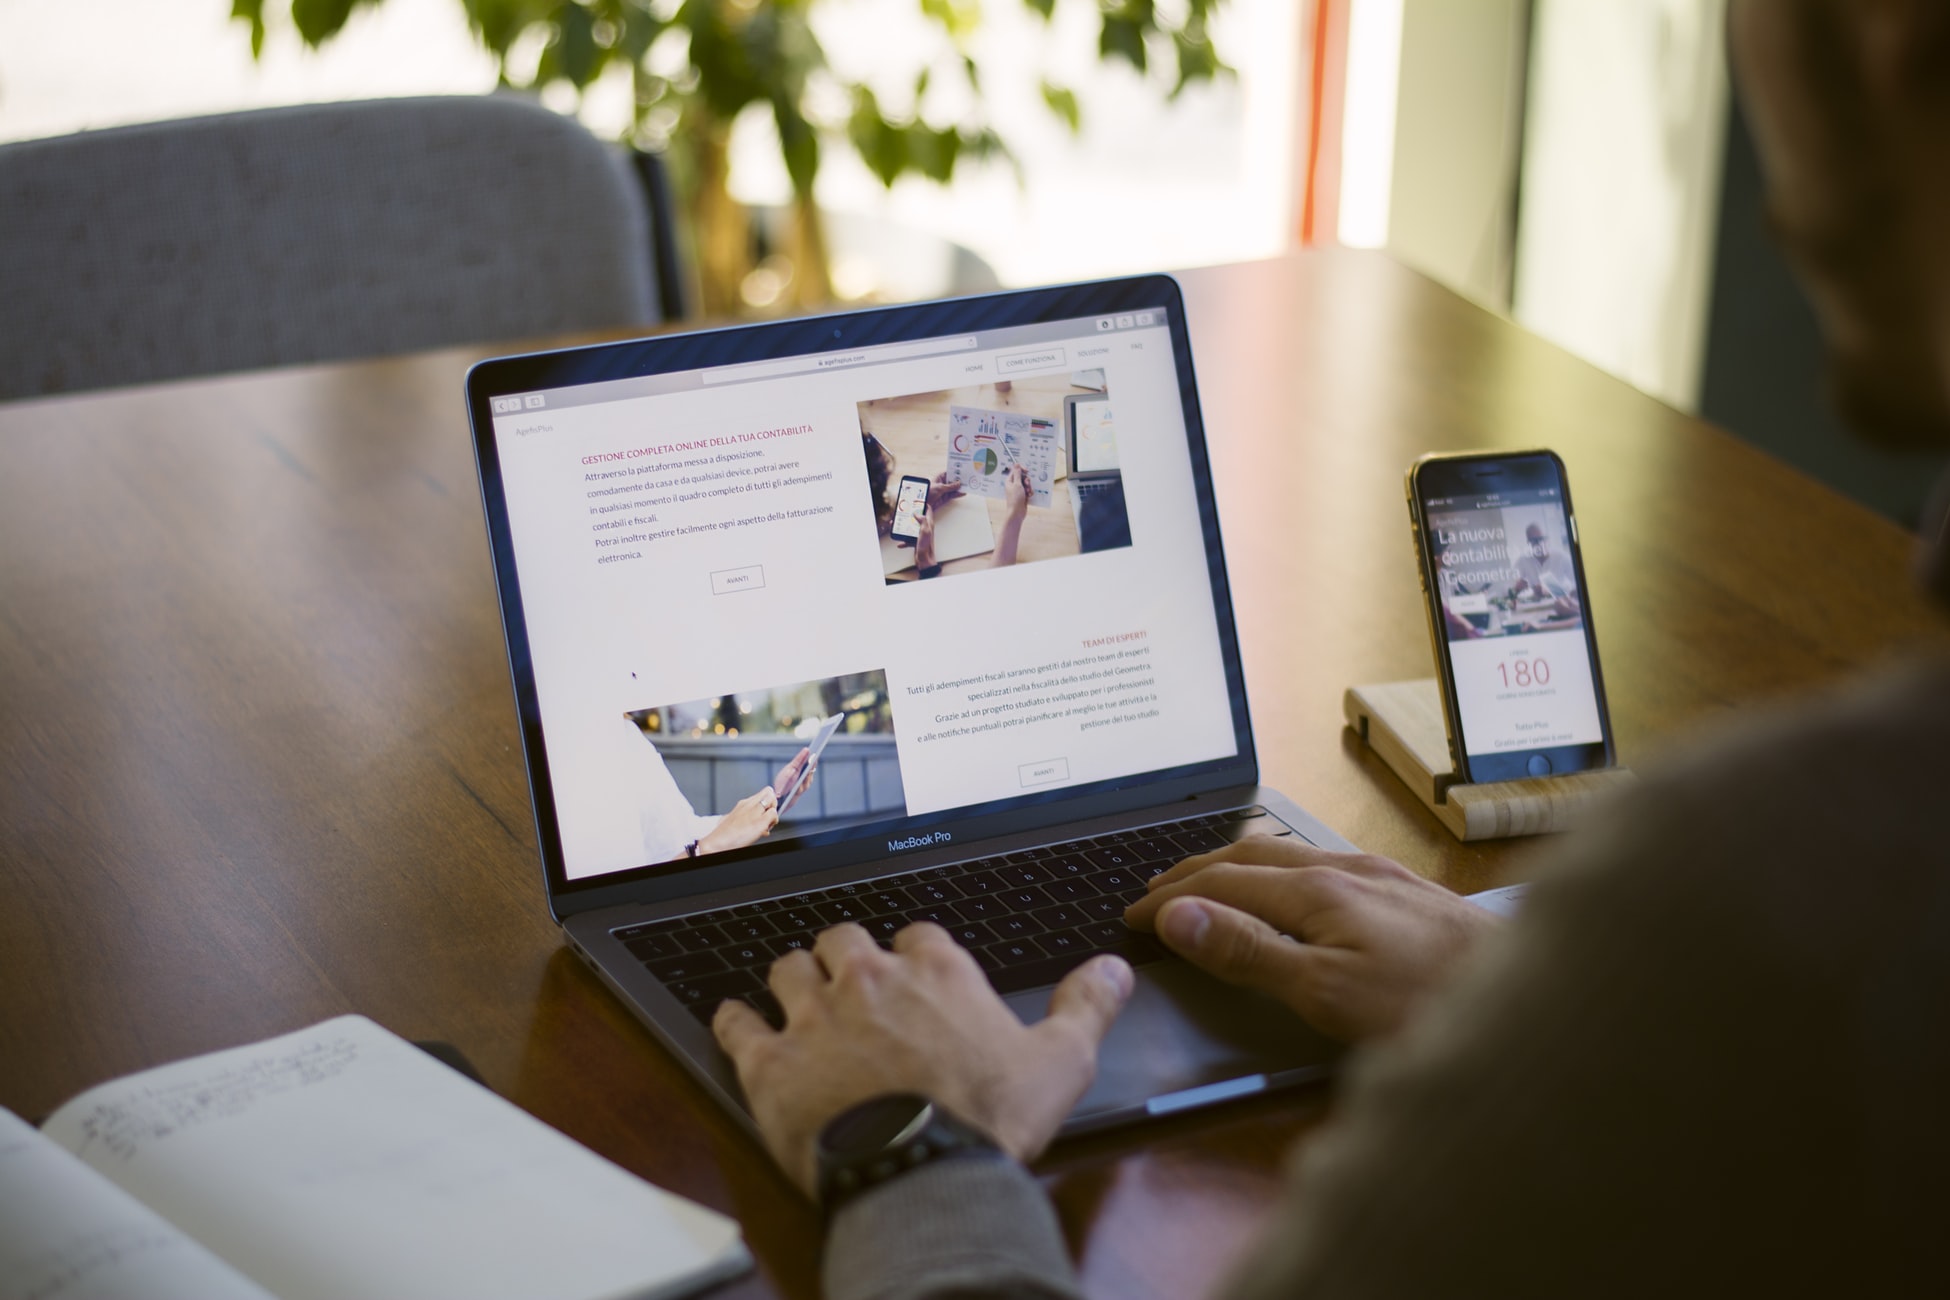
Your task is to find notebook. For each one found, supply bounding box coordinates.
[0,1016,747,1300]
[465,276,1351,1137]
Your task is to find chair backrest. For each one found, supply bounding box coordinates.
[0,95,669,401]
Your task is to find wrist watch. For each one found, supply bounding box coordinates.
[814,1093,1000,1214]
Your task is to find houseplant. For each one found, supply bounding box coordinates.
[230,0,1231,314]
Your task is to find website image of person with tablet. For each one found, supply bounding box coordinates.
[616,670,905,866]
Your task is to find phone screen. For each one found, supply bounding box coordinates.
[1414,453,1612,781]
[891,475,929,542]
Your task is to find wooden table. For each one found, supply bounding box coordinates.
[3,249,1942,1299]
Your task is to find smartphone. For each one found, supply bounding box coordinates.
[889,473,930,545]
[1406,450,1615,784]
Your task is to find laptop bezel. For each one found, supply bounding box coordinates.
[464,275,1261,923]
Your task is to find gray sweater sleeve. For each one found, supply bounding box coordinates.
[823,1154,1083,1300]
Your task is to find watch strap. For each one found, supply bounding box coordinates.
[817,1096,1001,1215]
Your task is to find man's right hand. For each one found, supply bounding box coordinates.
[1123,839,1501,1042]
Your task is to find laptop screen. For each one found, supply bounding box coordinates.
[472,280,1256,902]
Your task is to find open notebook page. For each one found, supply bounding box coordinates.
[40,1016,748,1300]
[0,1108,273,1300]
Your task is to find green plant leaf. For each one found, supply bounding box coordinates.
[552,0,604,87]
[1039,79,1079,133]
[1020,0,1054,20]
[1098,14,1147,73]
[919,0,981,43]
[230,0,267,58]
[290,0,363,46]
[774,98,820,196]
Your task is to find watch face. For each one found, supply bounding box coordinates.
[821,1093,933,1157]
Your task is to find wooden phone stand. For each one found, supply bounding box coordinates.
[1343,679,1634,841]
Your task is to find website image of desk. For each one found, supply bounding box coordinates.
[861,375,1092,578]
[3,250,1944,1299]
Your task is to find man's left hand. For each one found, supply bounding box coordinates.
[713,922,1134,1196]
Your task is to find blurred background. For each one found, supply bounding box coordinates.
[4,0,1941,522]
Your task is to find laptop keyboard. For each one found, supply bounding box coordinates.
[611,806,1292,1029]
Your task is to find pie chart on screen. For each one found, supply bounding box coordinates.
[975,448,999,475]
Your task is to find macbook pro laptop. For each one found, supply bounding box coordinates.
[465,275,1350,1137]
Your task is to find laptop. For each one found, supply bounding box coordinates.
[465,275,1350,1137]
[1063,390,1133,553]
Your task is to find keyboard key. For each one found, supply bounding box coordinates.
[1040,928,1089,956]
[722,942,772,968]
[990,913,1044,940]
[862,916,906,943]
[1083,846,1140,871]
[646,952,729,982]
[907,906,963,928]
[771,909,819,932]
[1170,826,1228,854]
[622,933,679,961]
[985,935,1168,996]
[1001,886,1052,911]
[1091,869,1141,898]
[903,881,962,907]
[1031,904,1086,931]
[949,921,995,948]
[720,917,778,942]
[1127,837,1182,863]
[689,909,736,926]
[985,938,1050,966]
[1224,815,1293,844]
[955,896,1001,922]
[862,892,912,916]
[999,862,1054,886]
[874,873,914,889]
[970,945,1003,973]
[1044,855,1093,876]
[922,867,959,880]
[767,933,814,958]
[813,899,867,925]
[665,968,759,1008]
[1080,919,1134,946]
[615,919,685,940]
[955,871,1005,895]
[1080,895,1127,921]
[673,926,728,953]
[1042,878,1097,902]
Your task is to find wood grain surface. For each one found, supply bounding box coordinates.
[2,249,1943,1300]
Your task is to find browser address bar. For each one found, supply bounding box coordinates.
[701,335,980,385]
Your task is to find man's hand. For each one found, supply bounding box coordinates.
[713,922,1133,1196]
[1124,839,1499,1042]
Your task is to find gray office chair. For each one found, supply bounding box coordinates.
[0,95,684,402]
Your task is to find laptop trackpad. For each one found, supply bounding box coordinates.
[1006,958,1342,1127]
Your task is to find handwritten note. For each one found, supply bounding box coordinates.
[0,1108,272,1300]
[63,1037,361,1165]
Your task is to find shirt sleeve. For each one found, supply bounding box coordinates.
[823,1155,1083,1300]
[615,718,721,864]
